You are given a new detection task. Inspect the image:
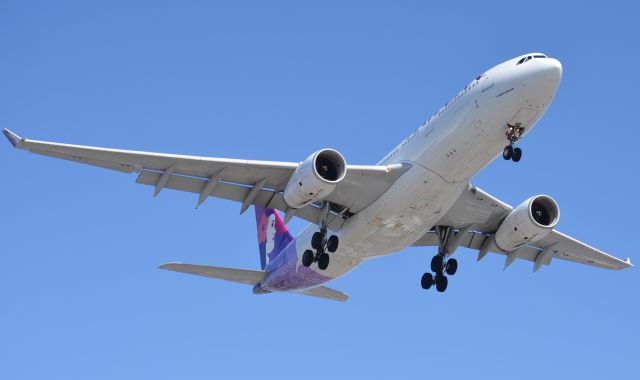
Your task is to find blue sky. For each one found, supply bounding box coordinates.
[1,1,638,379]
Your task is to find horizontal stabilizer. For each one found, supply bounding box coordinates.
[160,263,264,285]
[293,286,349,302]
[160,262,348,301]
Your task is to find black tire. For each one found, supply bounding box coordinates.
[431,255,444,273]
[421,273,433,289]
[512,147,522,162]
[327,235,339,252]
[302,250,314,267]
[503,145,513,160]
[311,232,323,250]
[435,275,448,292]
[446,258,458,276]
[317,252,330,270]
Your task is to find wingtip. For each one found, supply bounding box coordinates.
[158,262,183,270]
[2,128,24,148]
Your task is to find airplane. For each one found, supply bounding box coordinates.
[3,52,632,301]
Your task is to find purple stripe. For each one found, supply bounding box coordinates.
[261,236,331,291]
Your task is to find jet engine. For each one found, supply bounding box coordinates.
[283,149,347,209]
[494,195,560,252]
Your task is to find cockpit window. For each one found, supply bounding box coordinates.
[517,54,547,65]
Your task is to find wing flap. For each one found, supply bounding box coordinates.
[539,231,632,270]
[135,170,347,230]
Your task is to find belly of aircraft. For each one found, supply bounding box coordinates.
[340,85,550,259]
[340,164,467,257]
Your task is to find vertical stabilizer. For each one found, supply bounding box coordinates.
[254,206,293,269]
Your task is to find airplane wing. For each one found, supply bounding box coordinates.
[3,129,410,230]
[412,185,633,271]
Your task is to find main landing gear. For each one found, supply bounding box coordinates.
[302,203,339,271]
[503,123,524,162]
[421,226,459,293]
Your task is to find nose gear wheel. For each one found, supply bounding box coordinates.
[503,123,525,162]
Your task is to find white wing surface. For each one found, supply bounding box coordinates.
[3,129,409,230]
[412,185,632,271]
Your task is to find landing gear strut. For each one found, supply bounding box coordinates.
[421,226,460,293]
[301,202,339,271]
[503,123,524,162]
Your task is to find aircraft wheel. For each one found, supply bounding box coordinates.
[317,252,330,270]
[327,235,339,252]
[421,273,433,289]
[512,147,522,162]
[302,250,314,267]
[311,232,324,250]
[431,255,444,273]
[446,258,458,276]
[503,145,513,160]
[435,275,448,292]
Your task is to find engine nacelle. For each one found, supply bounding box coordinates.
[283,149,347,209]
[494,195,560,252]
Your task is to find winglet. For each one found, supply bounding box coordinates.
[3,129,24,148]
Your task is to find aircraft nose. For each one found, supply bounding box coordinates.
[542,58,562,84]
[525,57,562,98]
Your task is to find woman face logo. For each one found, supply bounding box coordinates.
[265,213,277,258]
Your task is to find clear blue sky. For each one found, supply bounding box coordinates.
[1,1,638,379]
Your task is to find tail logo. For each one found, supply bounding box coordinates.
[260,213,277,264]
[255,207,293,270]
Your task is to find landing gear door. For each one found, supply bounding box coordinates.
[509,107,538,129]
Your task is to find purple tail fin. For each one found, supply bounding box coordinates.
[255,206,293,270]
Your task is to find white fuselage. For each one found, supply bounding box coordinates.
[291,54,563,281]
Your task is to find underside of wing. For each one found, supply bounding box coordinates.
[3,129,410,231]
[412,185,632,271]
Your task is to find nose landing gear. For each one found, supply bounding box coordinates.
[503,123,524,162]
[301,202,339,271]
